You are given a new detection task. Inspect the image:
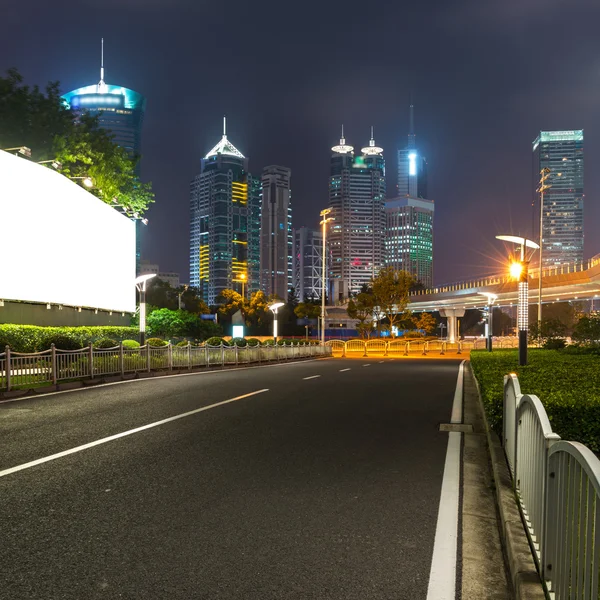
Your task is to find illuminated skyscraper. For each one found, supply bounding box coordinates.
[533,130,584,267]
[62,40,147,270]
[62,40,146,165]
[260,165,293,298]
[385,196,434,287]
[329,127,386,300]
[397,102,427,198]
[190,119,261,304]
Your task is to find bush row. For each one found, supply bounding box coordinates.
[0,324,139,353]
[470,349,600,452]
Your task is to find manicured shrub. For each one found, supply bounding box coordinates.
[122,339,141,349]
[230,337,247,347]
[146,338,168,347]
[0,324,138,352]
[262,339,275,346]
[470,349,600,452]
[94,338,119,349]
[176,340,190,347]
[205,336,229,347]
[543,338,566,350]
[246,338,261,347]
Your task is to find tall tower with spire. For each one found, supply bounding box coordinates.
[190,118,261,304]
[397,101,427,198]
[328,127,386,300]
[62,39,147,272]
[62,39,146,164]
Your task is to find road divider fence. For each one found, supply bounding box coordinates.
[0,342,332,393]
[326,337,519,357]
[503,373,600,598]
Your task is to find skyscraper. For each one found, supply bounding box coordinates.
[260,165,293,298]
[385,196,434,288]
[397,102,427,199]
[293,227,323,301]
[533,130,584,267]
[329,127,386,300]
[62,40,146,164]
[62,40,147,271]
[190,119,261,304]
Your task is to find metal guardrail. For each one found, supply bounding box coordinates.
[503,374,600,599]
[0,342,331,392]
[325,337,518,357]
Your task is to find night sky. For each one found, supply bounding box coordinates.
[2,0,599,286]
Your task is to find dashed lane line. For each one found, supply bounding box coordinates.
[339,368,351,372]
[302,375,321,380]
[0,389,270,479]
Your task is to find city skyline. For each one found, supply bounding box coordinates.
[3,0,599,288]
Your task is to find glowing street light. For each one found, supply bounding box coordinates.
[268,301,285,343]
[319,207,334,346]
[135,274,156,346]
[238,273,246,299]
[496,235,539,365]
[478,292,498,352]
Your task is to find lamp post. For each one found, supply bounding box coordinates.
[268,302,285,343]
[320,208,334,346]
[71,176,94,188]
[537,167,551,329]
[178,284,189,310]
[496,235,539,366]
[240,273,246,299]
[2,146,31,157]
[479,292,498,352]
[135,274,156,345]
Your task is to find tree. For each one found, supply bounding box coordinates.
[571,314,600,345]
[244,291,271,331]
[295,302,321,320]
[0,69,154,215]
[346,291,375,339]
[413,312,437,336]
[146,308,221,340]
[371,267,415,338]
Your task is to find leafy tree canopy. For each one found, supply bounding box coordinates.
[0,68,154,215]
[371,267,415,337]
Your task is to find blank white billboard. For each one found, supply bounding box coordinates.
[0,150,136,313]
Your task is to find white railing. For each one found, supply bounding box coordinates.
[0,342,331,393]
[502,374,600,598]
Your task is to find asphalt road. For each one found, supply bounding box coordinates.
[0,357,462,600]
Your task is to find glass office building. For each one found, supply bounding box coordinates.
[190,122,261,304]
[533,130,584,267]
[329,129,386,300]
[385,196,434,288]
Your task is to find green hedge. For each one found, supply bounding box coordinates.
[0,324,139,353]
[470,349,600,452]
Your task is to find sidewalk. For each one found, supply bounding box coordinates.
[460,364,512,599]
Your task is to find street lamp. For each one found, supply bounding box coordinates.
[2,146,31,157]
[537,167,552,329]
[268,301,285,343]
[71,176,94,188]
[239,273,246,299]
[135,274,156,345]
[178,284,189,310]
[496,235,539,366]
[37,159,62,170]
[479,292,498,352]
[320,208,334,346]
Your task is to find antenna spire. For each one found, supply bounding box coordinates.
[98,38,107,92]
[407,94,416,149]
[223,115,227,137]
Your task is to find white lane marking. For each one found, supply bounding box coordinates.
[0,358,328,405]
[363,364,371,367]
[303,375,321,380]
[379,361,384,363]
[0,389,269,479]
[426,431,461,600]
[451,360,465,424]
[339,368,351,372]
[426,360,464,599]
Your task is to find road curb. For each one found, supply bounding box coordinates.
[465,362,545,600]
